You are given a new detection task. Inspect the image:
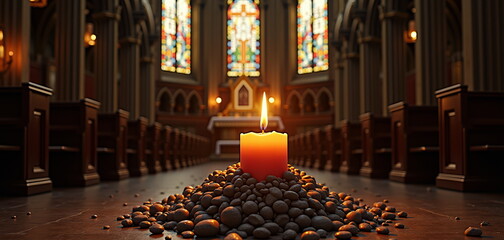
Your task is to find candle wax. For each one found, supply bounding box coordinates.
[240,131,288,181]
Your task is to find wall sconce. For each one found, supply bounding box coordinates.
[84,23,96,47]
[215,97,222,104]
[404,20,417,43]
[0,29,14,74]
[268,97,275,104]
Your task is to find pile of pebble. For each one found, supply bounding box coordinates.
[118,163,409,240]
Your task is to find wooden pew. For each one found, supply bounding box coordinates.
[300,132,310,167]
[127,117,149,177]
[359,113,392,178]
[312,128,327,170]
[324,125,342,172]
[97,110,129,180]
[145,122,162,174]
[388,102,439,183]
[306,130,317,168]
[340,121,362,175]
[159,125,172,171]
[0,82,53,195]
[170,128,181,169]
[436,84,504,191]
[49,98,100,187]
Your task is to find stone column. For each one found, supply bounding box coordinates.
[381,1,408,112]
[93,0,120,113]
[360,37,383,115]
[140,55,155,121]
[462,0,504,92]
[414,0,446,106]
[333,60,344,126]
[119,35,141,120]
[343,53,360,122]
[0,0,30,86]
[54,0,85,101]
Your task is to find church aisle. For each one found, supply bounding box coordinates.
[0,161,502,240]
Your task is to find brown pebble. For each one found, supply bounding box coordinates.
[11,216,16,219]
[134,194,140,197]
[121,219,133,227]
[301,230,320,240]
[464,227,483,237]
[91,214,98,219]
[123,203,128,206]
[181,230,195,238]
[376,226,390,235]
[165,236,172,240]
[394,223,404,229]
[253,227,271,239]
[339,224,359,235]
[117,215,125,221]
[455,216,461,220]
[103,225,110,230]
[194,219,220,237]
[334,231,352,240]
[149,223,165,234]
[283,229,298,240]
[397,211,408,218]
[224,232,243,240]
[480,221,490,226]
[139,220,152,229]
[382,212,396,220]
[26,212,32,215]
[358,222,372,232]
[220,206,242,228]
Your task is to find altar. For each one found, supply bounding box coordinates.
[207,116,285,160]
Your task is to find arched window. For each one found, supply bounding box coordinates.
[289,95,301,115]
[174,94,186,114]
[161,0,191,74]
[159,92,171,112]
[303,93,315,113]
[227,0,260,77]
[297,0,328,74]
[188,95,200,115]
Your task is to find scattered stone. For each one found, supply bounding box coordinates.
[346,211,362,223]
[134,194,140,197]
[339,224,359,235]
[358,222,372,232]
[176,220,194,232]
[117,215,125,221]
[194,219,220,237]
[382,212,396,220]
[123,203,128,206]
[311,216,332,231]
[301,230,320,240]
[283,229,298,240]
[103,225,111,230]
[121,219,133,227]
[181,230,195,238]
[334,231,352,240]
[464,227,483,237]
[253,227,271,239]
[165,236,172,240]
[221,207,242,228]
[316,229,328,238]
[394,223,404,229]
[11,216,16,220]
[455,216,461,220]
[26,212,32,215]
[385,206,396,213]
[397,211,408,218]
[91,214,98,219]
[149,223,165,234]
[139,221,152,229]
[376,226,390,235]
[224,232,243,240]
[243,201,259,215]
[480,221,490,226]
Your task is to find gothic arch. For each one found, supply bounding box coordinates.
[301,89,316,114]
[157,88,172,113]
[286,90,302,115]
[186,90,203,115]
[316,87,333,113]
[172,89,187,114]
[364,0,381,38]
[119,0,136,40]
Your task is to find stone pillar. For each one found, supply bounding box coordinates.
[119,36,141,120]
[381,2,408,111]
[360,37,383,115]
[415,0,446,106]
[140,55,155,121]
[54,0,85,101]
[0,0,30,86]
[343,53,360,122]
[93,0,120,113]
[462,0,504,92]
[333,60,345,126]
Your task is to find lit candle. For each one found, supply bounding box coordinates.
[240,92,288,181]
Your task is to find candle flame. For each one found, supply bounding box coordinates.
[260,92,268,132]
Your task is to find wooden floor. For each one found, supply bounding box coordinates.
[0,161,502,240]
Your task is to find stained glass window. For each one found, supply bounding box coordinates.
[227,0,261,77]
[297,0,328,74]
[161,0,191,74]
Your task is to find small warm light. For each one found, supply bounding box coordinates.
[8,51,13,56]
[260,92,268,132]
[90,34,96,41]
[215,97,222,104]
[0,30,3,41]
[268,97,275,104]
[410,31,417,40]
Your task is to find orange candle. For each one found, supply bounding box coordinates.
[240,92,288,181]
